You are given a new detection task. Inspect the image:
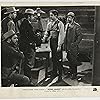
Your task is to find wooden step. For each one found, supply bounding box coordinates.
[31,66,45,85]
[31,66,45,71]
[82,34,95,40]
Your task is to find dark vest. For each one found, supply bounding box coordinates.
[1,17,11,35]
[49,20,60,39]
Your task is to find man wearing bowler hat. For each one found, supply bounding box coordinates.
[1,7,19,35]
[1,30,31,87]
[19,9,41,81]
[64,12,83,80]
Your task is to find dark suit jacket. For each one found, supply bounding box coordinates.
[19,18,41,51]
[65,21,83,54]
[1,17,16,35]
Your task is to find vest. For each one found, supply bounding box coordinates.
[49,20,60,39]
[1,17,11,35]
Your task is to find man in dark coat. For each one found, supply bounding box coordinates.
[1,30,30,87]
[19,9,41,80]
[1,7,19,35]
[65,12,83,79]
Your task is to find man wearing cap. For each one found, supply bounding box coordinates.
[19,9,41,80]
[64,12,83,80]
[1,30,31,87]
[1,7,19,35]
[43,10,65,81]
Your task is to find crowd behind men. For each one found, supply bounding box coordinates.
[1,7,82,87]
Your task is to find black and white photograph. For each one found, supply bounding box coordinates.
[1,5,100,88]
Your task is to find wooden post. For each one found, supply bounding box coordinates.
[92,7,100,86]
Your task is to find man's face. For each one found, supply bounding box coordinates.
[49,12,57,21]
[11,34,18,45]
[67,16,74,23]
[11,12,17,19]
[34,13,38,19]
[28,14,34,21]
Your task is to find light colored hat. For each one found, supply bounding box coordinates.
[34,8,45,14]
[4,7,19,14]
[67,12,75,17]
[2,30,15,41]
[25,9,34,15]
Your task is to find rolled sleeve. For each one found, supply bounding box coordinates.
[44,22,51,38]
[58,21,65,47]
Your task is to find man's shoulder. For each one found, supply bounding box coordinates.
[20,18,29,26]
[2,41,11,50]
[2,41,9,46]
[74,21,81,27]
[23,18,28,22]
[47,21,52,25]
[58,20,62,23]
[2,17,11,24]
[58,20,64,26]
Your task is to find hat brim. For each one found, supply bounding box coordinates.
[24,12,34,15]
[4,9,19,14]
[34,10,45,14]
[2,30,15,41]
[2,34,15,41]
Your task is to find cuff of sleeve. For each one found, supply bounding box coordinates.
[58,44,62,47]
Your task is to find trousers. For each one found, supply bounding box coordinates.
[50,38,63,77]
[67,50,78,75]
[22,46,36,80]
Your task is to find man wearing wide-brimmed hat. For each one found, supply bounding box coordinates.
[19,8,42,81]
[1,7,19,35]
[1,30,31,87]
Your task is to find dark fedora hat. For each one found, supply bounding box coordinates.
[4,7,19,14]
[2,30,16,41]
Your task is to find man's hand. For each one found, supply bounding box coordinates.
[30,43,32,45]
[20,52,24,58]
[35,47,40,50]
[42,37,46,43]
[16,66,19,71]
[57,45,61,51]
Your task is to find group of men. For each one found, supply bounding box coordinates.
[1,7,82,87]
[43,10,82,81]
[1,7,42,86]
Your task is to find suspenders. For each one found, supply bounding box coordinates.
[48,20,59,40]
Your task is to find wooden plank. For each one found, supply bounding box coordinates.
[92,7,100,86]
